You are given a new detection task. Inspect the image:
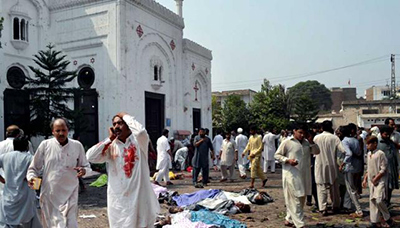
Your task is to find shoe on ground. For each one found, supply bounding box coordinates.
[284,220,294,227]
[306,201,313,206]
[321,210,328,216]
[194,183,204,188]
[166,181,174,185]
[262,178,268,187]
[220,179,227,182]
[350,211,363,218]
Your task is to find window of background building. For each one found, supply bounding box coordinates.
[362,109,379,114]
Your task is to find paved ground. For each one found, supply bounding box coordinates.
[77,168,400,227]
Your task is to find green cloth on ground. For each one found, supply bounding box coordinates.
[90,174,108,187]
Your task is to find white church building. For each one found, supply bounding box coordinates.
[0,0,212,147]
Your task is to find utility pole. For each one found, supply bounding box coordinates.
[391,54,396,98]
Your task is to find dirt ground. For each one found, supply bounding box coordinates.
[77,168,400,227]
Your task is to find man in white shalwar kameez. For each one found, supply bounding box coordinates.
[0,126,34,196]
[220,132,237,182]
[0,136,41,228]
[27,118,91,228]
[275,124,320,228]
[235,128,248,179]
[313,121,345,215]
[213,131,223,167]
[262,130,280,173]
[155,129,173,186]
[362,136,394,228]
[86,112,160,228]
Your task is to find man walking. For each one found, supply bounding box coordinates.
[235,128,249,179]
[341,125,363,218]
[313,121,345,215]
[275,123,320,228]
[27,118,90,228]
[242,126,268,189]
[87,112,160,227]
[212,131,223,168]
[155,129,173,186]
[192,128,214,188]
[0,136,41,228]
[377,125,399,207]
[220,132,237,182]
[262,129,280,173]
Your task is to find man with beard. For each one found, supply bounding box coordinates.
[87,112,160,227]
[192,128,214,188]
[377,125,399,207]
[275,123,320,228]
[27,118,90,228]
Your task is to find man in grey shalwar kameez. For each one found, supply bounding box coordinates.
[377,125,399,206]
[0,136,41,228]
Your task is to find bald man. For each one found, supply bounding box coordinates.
[27,118,91,228]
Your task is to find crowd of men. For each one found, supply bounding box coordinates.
[0,114,399,228]
[153,119,399,228]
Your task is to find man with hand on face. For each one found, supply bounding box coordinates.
[275,123,320,228]
[27,118,90,228]
[192,128,214,188]
[87,112,160,228]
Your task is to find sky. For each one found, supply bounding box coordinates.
[156,0,400,97]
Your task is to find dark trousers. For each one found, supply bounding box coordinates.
[307,166,319,208]
[386,188,394,206]
[193,165,209,185]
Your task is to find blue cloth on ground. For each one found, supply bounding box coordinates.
[172,189,221,207]
[190,209,247,228]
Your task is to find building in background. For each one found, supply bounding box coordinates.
[0,0,212,147]
[330,87,357,113]
[212,89,257,107]
[365,85,400,101]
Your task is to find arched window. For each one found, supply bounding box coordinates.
[158,66,163,81]
[26,21,29,41]
[20,19,25,41]
[154,66,158,81]
[13,18,19,40]
[78,67,95,89]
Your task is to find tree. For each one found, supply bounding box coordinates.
[221,95,249,132]
[212,95,223,132]
[26,44,77,137]
[291,95,319,123]
[0,17,4,48]
[249,79,291,131]
[288,80,332,111]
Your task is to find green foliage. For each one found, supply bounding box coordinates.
[26,44,78,137]
[0,17,4,48]
[212,95,223,132]
[221,95,249,132]
[288,80,332,111]
[292,95,319,123]
[249,79,291,131]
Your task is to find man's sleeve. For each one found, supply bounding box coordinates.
[86,138,112,163]
[379,152,387,175]
[123,115,149,152]
[275,140,288,163]
[342,139,353,164]
[77,143,92,174]
[27,142,45,181]
[208,138,214,151]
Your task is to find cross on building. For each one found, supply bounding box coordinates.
[193,81,199,101]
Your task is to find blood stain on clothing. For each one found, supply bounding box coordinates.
[123,143,139,178]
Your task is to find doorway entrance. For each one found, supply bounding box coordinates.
[145,92,165,146]
[193,108,201,133]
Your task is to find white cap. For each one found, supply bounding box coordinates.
[237,128,243,133]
